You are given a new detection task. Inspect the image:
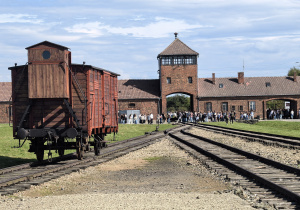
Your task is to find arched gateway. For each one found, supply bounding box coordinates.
[158,33,199,115]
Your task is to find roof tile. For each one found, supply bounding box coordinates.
[158,38,199,57]
[118,79,160,99]
[0,82,12,101]
[198,76,300,97]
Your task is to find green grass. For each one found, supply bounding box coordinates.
[0,123,176,169]
[144,156,163,162]
[106,123,176,142]
[203,121,300,137]
[0,124,36,168]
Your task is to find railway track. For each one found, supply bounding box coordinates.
[168,127,300,209]
[0,127,183,196]
[192,123,300,149]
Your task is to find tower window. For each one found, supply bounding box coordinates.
[188,77,192,83]
[184,56,197,65]
[162,57,172,65]
[167,77,171,84]
[173,56,184,65]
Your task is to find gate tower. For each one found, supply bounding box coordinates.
[158,33,199,114]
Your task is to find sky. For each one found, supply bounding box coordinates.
[1,0,300,82]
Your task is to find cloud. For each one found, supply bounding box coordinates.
[65,21,105,38]
[65,18,208,38]
[0,14,43,24]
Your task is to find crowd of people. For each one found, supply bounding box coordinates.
[119,108,300,125]
[266,108,297,120]
[119,111,243,125]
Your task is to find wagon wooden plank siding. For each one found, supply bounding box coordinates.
[9,41,119,161]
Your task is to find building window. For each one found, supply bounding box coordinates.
[167,77,171,84]
[188,77,192,83]
[222,102,228,111]
[249,101,256,111]
[219,83,223,88]
[173,56,184,65]
[266,82,271,87]
[206,102,212,112]
[128,103,135,108]
[162,57,172,65]
[184,56,197,65]
[231,106,235,111]
[239,106,243,111]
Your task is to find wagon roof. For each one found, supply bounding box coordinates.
[71,64,120,76]
[25,41,69,50]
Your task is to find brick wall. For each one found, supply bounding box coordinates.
[0,102,11,123]
[161,64,198,113]
[118,99,159,116]
[199,96,300,119]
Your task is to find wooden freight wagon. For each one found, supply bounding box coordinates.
[9,41,119,161]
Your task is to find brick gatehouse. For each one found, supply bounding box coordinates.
[118,33,300,120]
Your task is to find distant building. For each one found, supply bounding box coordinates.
[0,82,12,123]
[119,33,300,119]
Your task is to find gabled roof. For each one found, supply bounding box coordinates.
[0,82,12,102]
[158,38,199,57]
[25,41,69,50]
[118,79,160,100]
[198,76,300,98]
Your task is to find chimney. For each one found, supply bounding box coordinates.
[212,73,215,84]
[174,32,178,39]
[294,71,297,82]
[238,72,244,84]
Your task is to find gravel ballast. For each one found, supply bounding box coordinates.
[0,138,255,209]
[189,127,300,168]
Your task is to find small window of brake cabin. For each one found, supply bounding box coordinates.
[188,77,192,83]
[167,77,171,84]
[128,103,135,108]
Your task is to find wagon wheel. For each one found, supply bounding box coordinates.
[35,139,44,162]
[76,139,83,160]
[94,140,100,156]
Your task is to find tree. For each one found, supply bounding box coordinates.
[167,94,190,112]
[287,67,300,76]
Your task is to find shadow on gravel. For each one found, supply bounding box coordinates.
[0,156,35,169]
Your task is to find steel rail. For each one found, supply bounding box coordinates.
[169,130,300,205]
[0,126,183,193]
[194,123,300,147]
